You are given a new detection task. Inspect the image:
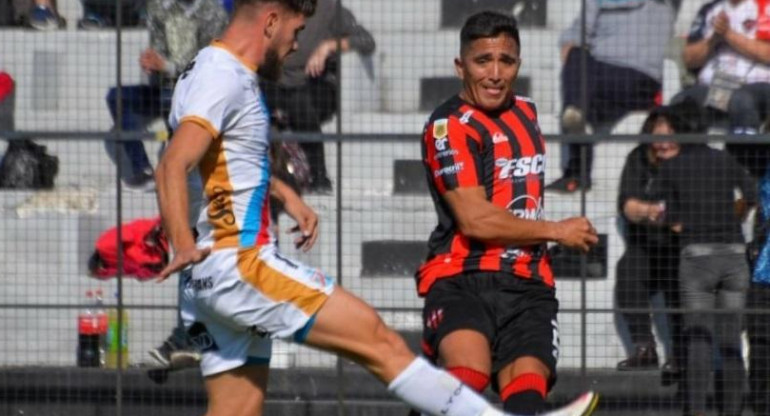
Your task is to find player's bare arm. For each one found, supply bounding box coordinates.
[443,186,598,252]
[155,121,214,279]
[270,177,319,251]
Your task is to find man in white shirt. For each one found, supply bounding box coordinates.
[676,0,770,178]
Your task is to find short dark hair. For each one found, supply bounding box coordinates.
[460,11,520,53]
[234,0,316,16]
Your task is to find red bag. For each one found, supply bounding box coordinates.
[88,217,169,280]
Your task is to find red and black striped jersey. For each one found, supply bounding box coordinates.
[417,95,554,296]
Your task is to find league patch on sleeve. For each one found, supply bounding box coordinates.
[433,118,448,139]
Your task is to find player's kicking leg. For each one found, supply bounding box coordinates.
[303,287,598,416]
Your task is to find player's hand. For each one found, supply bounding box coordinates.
[283,197,319,252]
[713,11,730,37]
[554,217,599,253]
[305,40,336,78]
[140,48,167,74]
[157,246,211,282]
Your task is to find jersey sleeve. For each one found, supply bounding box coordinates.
[423,115,482,194]
[176,66,244,138]
[686,2,714,43]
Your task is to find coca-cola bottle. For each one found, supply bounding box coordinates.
[76,290,100,367]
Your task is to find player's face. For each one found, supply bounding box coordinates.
[455,34,520,112]
[260,11,306,81]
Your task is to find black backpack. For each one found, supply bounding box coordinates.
[0,139,59,189]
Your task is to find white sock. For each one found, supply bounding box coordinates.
[387,357,505,416]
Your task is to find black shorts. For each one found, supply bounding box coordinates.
[421,272,559,386]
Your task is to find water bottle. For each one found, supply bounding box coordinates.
[105,293,129,369]
[94,289,108,367]
[76,290,100,367]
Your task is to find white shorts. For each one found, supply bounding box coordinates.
[180,244,335,376]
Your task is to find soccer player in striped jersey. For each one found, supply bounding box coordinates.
[417,11,599,415]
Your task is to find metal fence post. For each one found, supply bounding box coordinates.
[114,0,125,414]
[334,1,346,414]
[578,0,589,379]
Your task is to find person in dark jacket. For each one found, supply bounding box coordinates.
[614,102,690,384]
[653,104,757,416]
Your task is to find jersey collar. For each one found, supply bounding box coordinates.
[211,40,258,73]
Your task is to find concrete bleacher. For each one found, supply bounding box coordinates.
[0,0,717,373]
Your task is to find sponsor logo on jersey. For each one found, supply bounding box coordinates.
[434,149,459,160]
[492,132,508,144]
[434,162,464,177]
[189,276,214,291]
[506,195,545,221]
[459,110,474,124]
[500,195,546,260]
[435,137,449,151]
[495,154,545,178]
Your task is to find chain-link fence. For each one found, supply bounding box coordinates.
[1,0,770,415]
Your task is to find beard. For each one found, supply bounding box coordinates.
[258,47,282,81]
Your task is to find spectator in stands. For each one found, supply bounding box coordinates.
[652,123,756,416]
[29,0,62,29]
[103,0,227,191]
[614,101,699,383]
[748,169,770,416]
[0,0,64,29]
[259,0,375,193]
[546,0,675,193]
[675,0,770,179]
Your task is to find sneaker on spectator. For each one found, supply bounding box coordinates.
[77,12,108,30]
[28,5,59,31]
[561,105,586,135]
[148,339,201,369]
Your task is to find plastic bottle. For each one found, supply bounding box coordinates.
[76,290,100,367]
[105,293,129,369]
[94,289,108,367]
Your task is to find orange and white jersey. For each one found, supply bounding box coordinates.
[170,41,274,250]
